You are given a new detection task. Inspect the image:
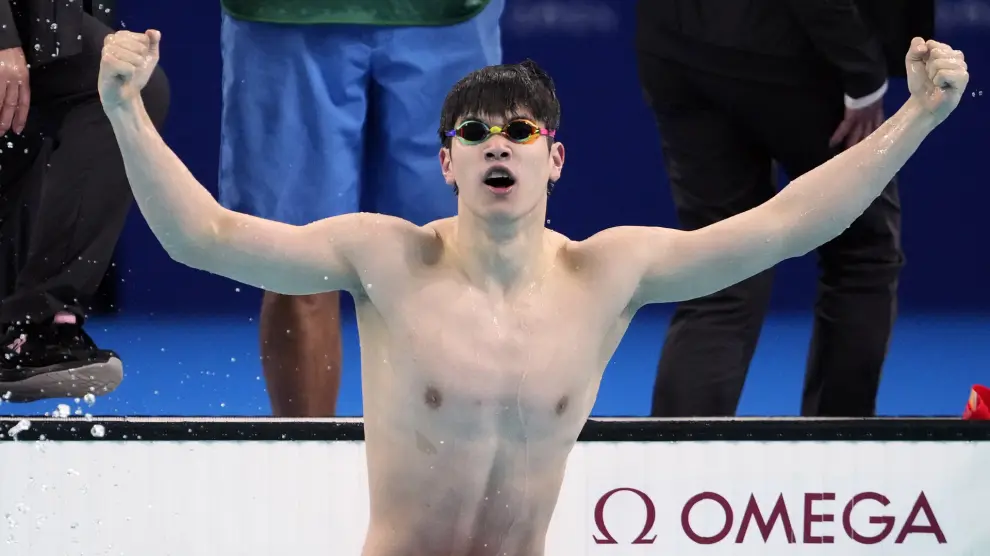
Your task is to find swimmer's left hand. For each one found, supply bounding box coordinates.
[905,38,969,125]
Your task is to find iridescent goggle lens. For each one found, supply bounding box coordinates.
[445,119,556,145]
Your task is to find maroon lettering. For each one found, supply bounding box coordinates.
[598,489,947,546]
[593,488,657,545]
[895,492,947,544]
[681,492,733,545]
[843,492,895,544]
[803,493,836,544]
[735,494,797,543]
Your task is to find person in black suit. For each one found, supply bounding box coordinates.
[0,0,169,402]
[636,0,933,417]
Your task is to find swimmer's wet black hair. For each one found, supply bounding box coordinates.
[438,59,561,196]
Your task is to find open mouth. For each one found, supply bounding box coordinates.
[483,166,517,190]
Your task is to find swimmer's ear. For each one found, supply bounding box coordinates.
[549,141,565,184]
[439,147,456,185]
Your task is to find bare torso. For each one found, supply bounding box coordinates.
[352,219,635,556]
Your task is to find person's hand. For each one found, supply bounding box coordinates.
[98,29,162,111]
[0,46,30,136]
[829,99,884,150]
[905,38,969,125]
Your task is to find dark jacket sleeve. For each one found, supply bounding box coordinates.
[0,1,21,51]
[785,0,888,101]
[852,0,935,78]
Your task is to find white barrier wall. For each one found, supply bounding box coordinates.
[1,434,987,555]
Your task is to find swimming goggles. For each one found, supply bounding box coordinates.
[445,119,556,145]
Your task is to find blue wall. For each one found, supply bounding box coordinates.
[112,0,989,317]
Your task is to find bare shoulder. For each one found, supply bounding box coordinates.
[316,211,437,247]
[336,212,445,264]
[565,225,678,270]
[561,225,685,311]
[307,212,443,294]
[551,230,617,293]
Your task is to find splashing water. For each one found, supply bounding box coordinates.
[83,393,96,406]
[90,425,105,438]
[8,419,30,439]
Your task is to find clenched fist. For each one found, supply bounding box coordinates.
[98,29,162,111]
[906,38,969,124]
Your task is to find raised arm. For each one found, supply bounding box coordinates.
[583,38,968,310]
[98,29,412,295]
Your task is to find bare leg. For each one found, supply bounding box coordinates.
[259,291,342,417]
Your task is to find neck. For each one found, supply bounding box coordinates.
[453,203,549,292]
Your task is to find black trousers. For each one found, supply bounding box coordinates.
[638,53,904,418]
[0,14,169,326]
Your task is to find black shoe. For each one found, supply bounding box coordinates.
[0,322,123,403]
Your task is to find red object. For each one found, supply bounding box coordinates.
[963,385,990,420]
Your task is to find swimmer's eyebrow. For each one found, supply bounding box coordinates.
[458,113,532,125]
[456,114,484,125]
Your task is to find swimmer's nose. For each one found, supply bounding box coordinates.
[483,142,511,162]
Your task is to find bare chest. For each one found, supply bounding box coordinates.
[363,280,606,436]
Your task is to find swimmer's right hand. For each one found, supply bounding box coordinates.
[98,29,162,111]
[904,38,969,125]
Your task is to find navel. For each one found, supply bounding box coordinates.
[424,386,443,409]
[555,396,569,416]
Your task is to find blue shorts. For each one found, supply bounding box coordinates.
[218,1,503,226]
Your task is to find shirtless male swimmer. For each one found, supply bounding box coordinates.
[98,29,968,556]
